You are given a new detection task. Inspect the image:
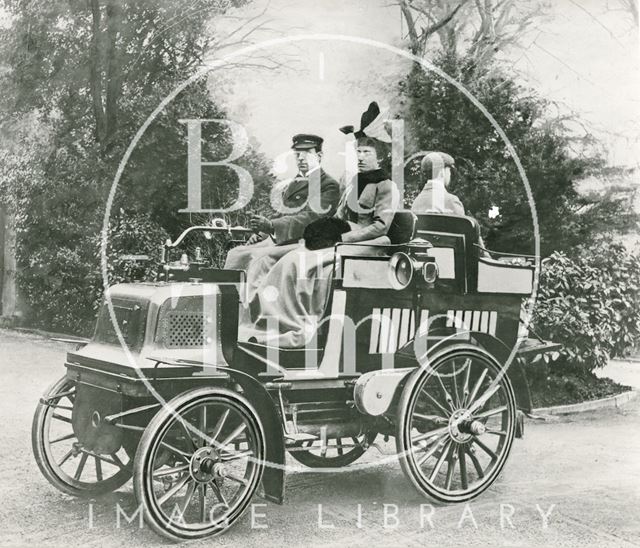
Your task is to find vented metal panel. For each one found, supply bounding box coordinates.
[155,295,210,349]
[165,311,205,348]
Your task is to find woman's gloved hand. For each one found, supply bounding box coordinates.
[303,217,352,250]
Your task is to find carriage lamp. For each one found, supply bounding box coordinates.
[389,252,439,290]
[422,261,439,284]
[388,252,414,290]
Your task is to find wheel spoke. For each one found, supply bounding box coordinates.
[52,413,72,424]
[153,464,190,478]
[45,389,76,403]
[226,473,249,486]
[158,474,190,505]
[485,429,507,437]
[180,481,197,517]
[421,390,452,418]
[95,456,103,481]
[466,369,487,408]
[210,409,230,444]
[50,432,75,444]
[436,374,456,412]
[200,406,208,446]
[58,449,74,467]
[219,423,246,449]
[444,448,456,490]
[458,445,468,490]
[178,417,197,451]
[413,413,448,425]
[210,481,229,508]
[468,383,500,414]
[80,449,122,468]
[473,438,498,462]
[461,359,472,406]
[415,433,448,466]
[412,426,449,444]
[428,439,452,481]
[320,438,328,458]
[74,452,88,480]
[199,484,207,522]
[451,361,461,408]
[466,446,485,478]
[160,441,192,462]
[474,405,507,419]
[219,449,253,462]
[111,452,128,470]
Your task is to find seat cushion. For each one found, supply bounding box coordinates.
[387,211,417,244]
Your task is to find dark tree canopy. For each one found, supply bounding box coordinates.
[0,0,274,333]
[399,52,631,256]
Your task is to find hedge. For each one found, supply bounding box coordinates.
[533,241,640,371]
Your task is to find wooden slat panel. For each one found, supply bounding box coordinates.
[398,309,411,349]
[472,310,481,331]
[488,311,498,336]
[462,310,473,331]
[480,311,489,333]
[379,308,392,353]
[369,308,381,354]
[388,308,402,353]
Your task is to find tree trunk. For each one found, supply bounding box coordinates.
[104,0,123,145]
[90,0,106,144]
[1,208,17,319]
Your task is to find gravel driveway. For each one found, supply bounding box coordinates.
[1,328,639,547]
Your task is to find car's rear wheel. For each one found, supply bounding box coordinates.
[396,350,517,502]
[133,387,265,541]
[32,376,132,497]
[289,430,377,468]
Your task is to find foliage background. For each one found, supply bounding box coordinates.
[532,242,640,371]
[0,0,274,335]
[0,0,638,365]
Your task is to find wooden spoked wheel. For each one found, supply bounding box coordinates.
[289,430,377,468]
[31,376,132,496]
[396,351,517,502]
[133,388,265,541]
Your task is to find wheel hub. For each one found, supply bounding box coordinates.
[449,410,487,443]
[190,447,224,483]
[448,409,473,443]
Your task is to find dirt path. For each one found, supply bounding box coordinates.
[1,328,639,547]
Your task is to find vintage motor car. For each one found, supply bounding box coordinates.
[32,212,551,541]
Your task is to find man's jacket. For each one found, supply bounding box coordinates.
[271,168,341,244]
[411,180,465,216]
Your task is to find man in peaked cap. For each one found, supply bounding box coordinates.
[411,151,465,216]
[224,133,340,271]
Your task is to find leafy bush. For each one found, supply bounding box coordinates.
[17,210,169,336]
[533,242,640,371]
